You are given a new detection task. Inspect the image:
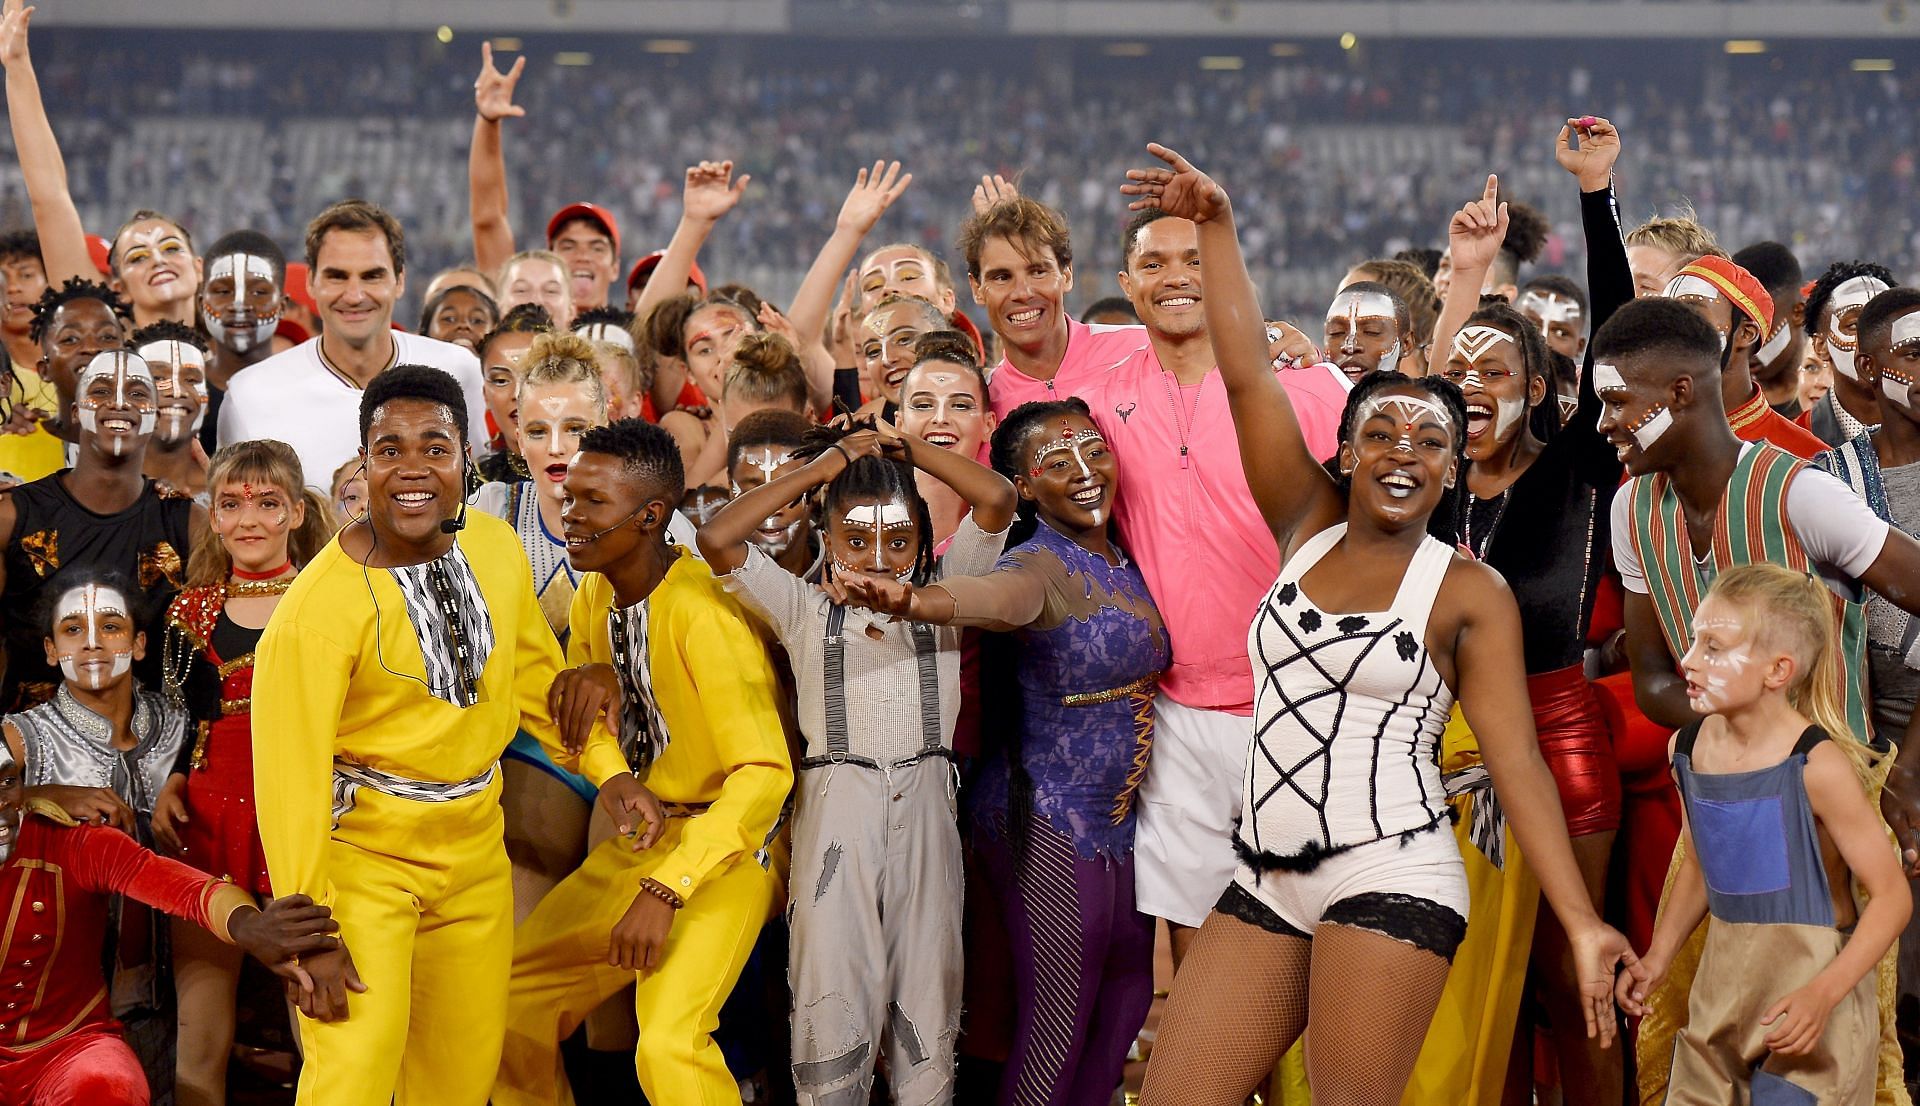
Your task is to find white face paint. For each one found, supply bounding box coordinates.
[1881,313,1920,408]
[1825,275,1892,381]
[1517,289,1582,328]
[1029,427,1109,525]
[136,339,209,434]
[1356,392,1454,455]
[76,351,159,455]
[1756,320,1792,365]
[1452,326,1524,442]
[1628,406,1673,451]
[1452,325,1515,365]
[732,448,804,556]
[1662,273,1731,351]
[1328,290,1401,375]
[577,322,637,354]
[837,501,916,580]
[54,583,136,689]
[203,253,281,353]
[1682,614,1754,713]
[1592,362,1627,394]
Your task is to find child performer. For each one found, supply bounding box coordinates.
[1618,564,1909,1104]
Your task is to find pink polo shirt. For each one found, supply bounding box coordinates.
[987,318,1151,419]
[1084,349,1348,714]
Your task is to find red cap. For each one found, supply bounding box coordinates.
[284,263,318,314]
[948,309,986,362]
[625,249,707,295]
[274,317,311,346]
[547,203,621,258]
[1674,256,1774,335]
[84,234,112,278]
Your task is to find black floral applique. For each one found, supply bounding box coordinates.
[1297,609,1322,633]
[1337,615,1370,634]
[1276,582,1298,606]
[1395,630,1419,661]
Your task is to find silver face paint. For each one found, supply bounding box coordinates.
[1328,290,1401,375]
[1517,289,1582,328]
[1826,275,1891,382]
[54,583,135,689]
[76,351,158,454]
[577,322,637,354]
[203,252,280,353]
[137,339,209,434]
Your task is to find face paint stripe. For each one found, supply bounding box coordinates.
[1452,325,1515,364]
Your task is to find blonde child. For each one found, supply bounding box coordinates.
[1617,564,1909,1104]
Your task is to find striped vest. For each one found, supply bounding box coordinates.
[1627,443,1872,742]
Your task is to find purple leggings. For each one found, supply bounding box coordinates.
[975,815,1154,1106]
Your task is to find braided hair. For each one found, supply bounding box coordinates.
[792,419,936,586]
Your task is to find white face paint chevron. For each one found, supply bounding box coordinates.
[1452,325,1515,365]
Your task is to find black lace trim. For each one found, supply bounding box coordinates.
[1323,891,1467,961]
[1214,883,1311,940]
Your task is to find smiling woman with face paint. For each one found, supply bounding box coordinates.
[897,330,997,545]
[700,417,1015,1105]
[1120,144,1637,1106]
[130,320,212,503]
[834,398,1168,1106]
[153,439,334,1106]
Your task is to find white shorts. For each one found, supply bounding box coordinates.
[1222,826,1470,960]
[1134,698,1248,927]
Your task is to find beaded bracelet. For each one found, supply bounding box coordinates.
[639,878,685,910]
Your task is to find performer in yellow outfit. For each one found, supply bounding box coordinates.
[494,418,793,1106]
[252,367,652,1106]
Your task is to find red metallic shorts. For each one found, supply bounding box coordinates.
[1528,664,1621,837]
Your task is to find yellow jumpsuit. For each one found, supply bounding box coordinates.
[253,514,630,1106]
[495,550,794,1106]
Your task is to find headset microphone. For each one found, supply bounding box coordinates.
[572,504,651,546]
[439,499,469,535]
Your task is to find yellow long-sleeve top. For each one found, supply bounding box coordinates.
[252,513,630,907]
[569,548,793,901]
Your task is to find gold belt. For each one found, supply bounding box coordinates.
[1061,672,1161,707]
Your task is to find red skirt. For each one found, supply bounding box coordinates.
[1527,663,1621,838]
[177,714,270,896]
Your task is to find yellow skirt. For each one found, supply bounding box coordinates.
[1270,707,1539,1105]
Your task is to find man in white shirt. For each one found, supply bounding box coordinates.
[219,200,486,489]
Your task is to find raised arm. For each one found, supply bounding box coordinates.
[831,548,1054,632]
[1855,528,1920,872]
[0,0,96,285]
[632,161,749,326]
[885,419,1016,533]
[1121,143,1342,548]
[697,429,874,575]
[1559,116,1631,336]
[468,42,526,276]
[789,162,912,349]
[1427,175,1510,375]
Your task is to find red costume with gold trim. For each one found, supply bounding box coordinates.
[163,584,271,896]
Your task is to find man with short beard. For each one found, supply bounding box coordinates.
[197,230,286,452]
[1082,208,1347,966]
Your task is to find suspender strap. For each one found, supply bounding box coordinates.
[910,622,941,754]
[824,604,851,755]
[823,604,942,757]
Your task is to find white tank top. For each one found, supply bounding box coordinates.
[1240,522,1456,869]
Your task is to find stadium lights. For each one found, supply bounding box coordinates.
[1724,40,1766,55]
[1103,42,1150,57]
[1200,55,1244,70]
[1339,32,1358,51]
[1269,42,1303,57]
[492,37,523,51]
[1852,58,1896,71]
[435,25,454,44]
[555,52,594,66]
[645,39,697,54]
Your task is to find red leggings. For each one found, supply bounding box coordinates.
[0,1025,149,1106]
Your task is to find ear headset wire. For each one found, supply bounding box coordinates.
[354,456,476,698]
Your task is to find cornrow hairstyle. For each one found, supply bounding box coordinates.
[360,364,470,448]
[35,564,149,639]
[1492,200,1549,284]
[1462,301,1557,445]
[189,439,334,586]
[129,319,209,354]
[1857,287,1920,356]
[907,329,989,395]
[203,230,286,284]
[722,333,809,413]
[517,330,608,415]
[29,277,131,345]
[1806,260,1900,337]
[1520,273,1590,322]
[577,417,686,506]
[418,282,500,337]
[109,209,196,273]
[475,302,555,364]
[1335,372,1470,547]
[727,408,814,475]
[792,419,937,587]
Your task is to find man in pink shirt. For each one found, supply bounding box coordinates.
[1082,209,1348,962]
[958,196,1152,417]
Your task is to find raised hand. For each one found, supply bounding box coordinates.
[758,300,803,347]
[1121,143,1229,225]
[0,0,33,71]
[1555,116,1621,194]
[837,161,913,234]
[473,42,526,124]
[971,173,1019,215]
[1447,174,1511,277]
[683,160,751,225]
[825,569,918,620]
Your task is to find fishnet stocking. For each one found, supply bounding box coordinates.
[1304,923,1452,1106]
[1138,908,1311,1106]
